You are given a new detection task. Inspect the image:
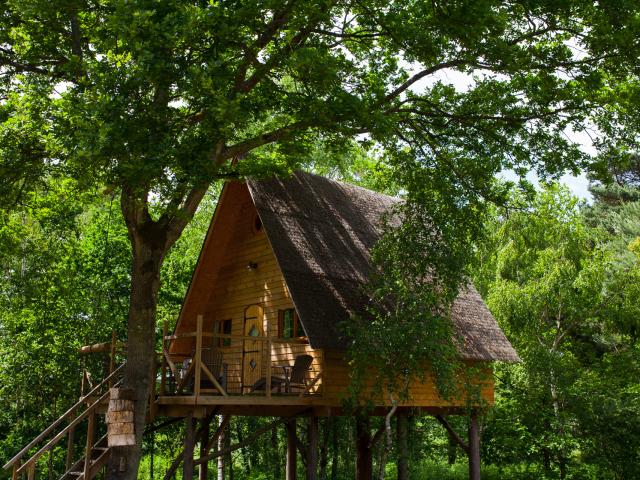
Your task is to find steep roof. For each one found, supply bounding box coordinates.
[248,170,519,362]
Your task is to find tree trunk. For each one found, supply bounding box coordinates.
[286,420,297,480]
[106,238,164,480]
[106,188,189,480]
[396,413,408,480]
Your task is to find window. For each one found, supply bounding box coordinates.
[218,319,232,347]
[278,309,303,338]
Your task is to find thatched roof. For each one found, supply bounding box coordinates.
[248,170,519,362]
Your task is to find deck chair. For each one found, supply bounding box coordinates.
[201,347,228,393]
[251,354,313,394]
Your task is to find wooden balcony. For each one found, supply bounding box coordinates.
[158,316,324,408]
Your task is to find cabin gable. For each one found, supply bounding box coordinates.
[171,182,321,395]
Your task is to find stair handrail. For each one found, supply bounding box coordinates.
[3,362,126,470]
[15,387,117,476]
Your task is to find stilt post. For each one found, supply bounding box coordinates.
[397,411,409,480]
[83,413,96,479]
[66,421,75,472]
[355,416,372,480]
[184,414,195,480]
[199,418,210,480]
[286,419,297,480]
[468,410,481,480]
[307,416,318,480]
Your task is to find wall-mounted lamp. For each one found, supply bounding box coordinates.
[247,261,258,270]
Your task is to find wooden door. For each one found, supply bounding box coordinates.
[242,305,264,392]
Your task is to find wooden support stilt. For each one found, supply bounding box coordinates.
[184,414,196,480]
[355,417,372,480]
[66,423,75,471]
[83,413,96,479]
[199,418,210,480]
[468,410,481,480]
[306,417,318,480]
[397,412,409,480]
[286,419,297,480]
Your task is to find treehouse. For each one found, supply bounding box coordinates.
[5,171,518,480]
[162,170,518,415]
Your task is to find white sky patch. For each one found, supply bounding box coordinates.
[397,58,597,201]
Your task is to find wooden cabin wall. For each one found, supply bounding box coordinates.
[321,350,494,407]
[178,183,322,394]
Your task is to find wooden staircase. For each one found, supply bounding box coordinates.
[59,436,110,480]
[3,364,126,480]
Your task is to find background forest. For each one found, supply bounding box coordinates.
[1,157,638,480]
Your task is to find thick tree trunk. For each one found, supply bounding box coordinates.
[106,188,190,480]
[106,240,164,479]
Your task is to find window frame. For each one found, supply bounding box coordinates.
[217,319,232,348]
[278,308,304,339]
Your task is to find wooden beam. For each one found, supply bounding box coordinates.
[194,315,203,398]
[65,420,75,471]
[355,417,372,480]
[468,411,481,480]
[397,412,409,480]
[266,338,272,397]
[199,417,210,480]
[161,321,168,396]
[196,418,287,465]
[163,410,219,480]
[286,419,297,480]
[299,373,322,398]
[183,414,195,480]
[306,417,318,480]
[435,415,469,454]
[4,364,124,470]
[83,413,96,479]
[200,363,228,397]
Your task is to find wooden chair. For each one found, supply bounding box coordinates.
[251,354,313,394]
[201,347,228,393]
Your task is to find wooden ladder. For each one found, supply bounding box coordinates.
[3,364,126,480]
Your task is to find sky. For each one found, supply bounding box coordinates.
[407,64,596,202]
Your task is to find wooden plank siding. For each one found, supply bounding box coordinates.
[171,182,322,395]
[169,181,494,409]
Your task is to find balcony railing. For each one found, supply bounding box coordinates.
[160,316,323,401]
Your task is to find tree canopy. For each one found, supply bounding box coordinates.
[2,1,640,477]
